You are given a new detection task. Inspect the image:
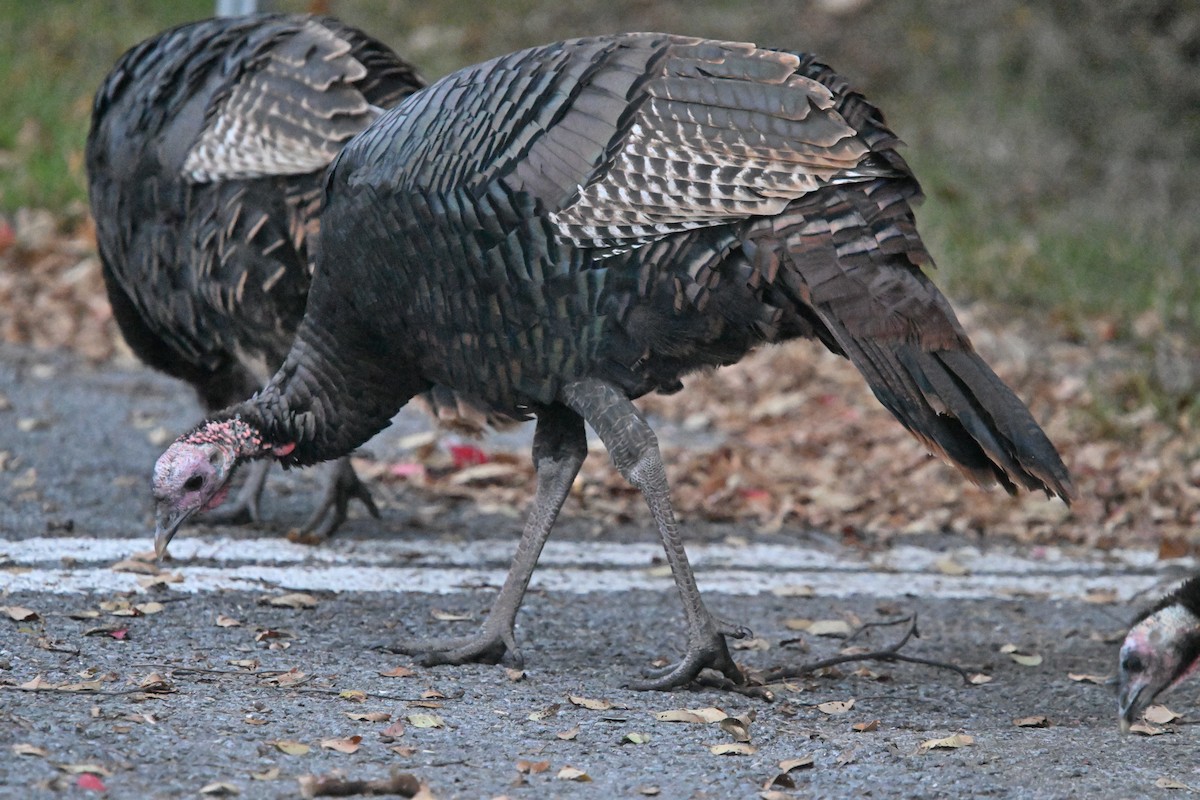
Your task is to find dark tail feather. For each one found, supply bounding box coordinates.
[838,336,1074,504]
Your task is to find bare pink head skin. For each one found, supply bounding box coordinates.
[1118,577,1200,732]
[152,418,293,557]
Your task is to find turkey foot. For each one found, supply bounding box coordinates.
[380,623,520,668]
[290,457,378,542]
[631,616,749,691]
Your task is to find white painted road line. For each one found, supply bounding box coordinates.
[0,536,1185,601]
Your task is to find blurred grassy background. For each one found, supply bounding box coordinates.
[1,0,1197,341]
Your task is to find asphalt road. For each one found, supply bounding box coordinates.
[1,343,1197,799]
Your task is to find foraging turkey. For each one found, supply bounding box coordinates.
[1117,576,1200,731]
[152,32,1074,689]
[86,14,424,537]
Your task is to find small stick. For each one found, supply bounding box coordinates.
[761,614,975,685]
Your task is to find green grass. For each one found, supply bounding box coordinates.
[0,0,1195,348]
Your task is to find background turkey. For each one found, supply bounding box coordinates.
[1117,576,1200,731]
[151,32,1074,689]
[86,14,425,538]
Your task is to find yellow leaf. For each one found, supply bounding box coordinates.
[215,614,242,628]
[933,555,969,576]
[320,735,362,754]
[622,732,651,745]
[270,740,310,756]
[817,699,855,715]
[1013,716,1049,728]
[568,694,613,711]
[2,605,39,622]
[918,734,974,753]
[709,743,756,756]
[556,766,592,782]
[406,713,444,729]
[339,690,368,702]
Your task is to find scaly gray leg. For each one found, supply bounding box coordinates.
[201,459,270,525]
[561,378,749,690]
[382,403,587,667]
[294,457,379,540]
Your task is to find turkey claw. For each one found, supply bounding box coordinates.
[379,628,521,669]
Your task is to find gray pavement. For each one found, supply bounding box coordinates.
[1,343,1196,799]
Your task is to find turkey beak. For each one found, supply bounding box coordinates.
[1117,681,1147,734]
[154,505,188,560]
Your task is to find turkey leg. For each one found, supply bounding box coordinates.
[383,403,586,666]
[561,378,749,690]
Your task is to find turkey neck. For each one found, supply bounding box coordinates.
[224,322,427,468]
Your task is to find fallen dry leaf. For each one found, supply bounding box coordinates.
[852,720,880,732]
[250,767,280,781]
[109,559,159,575]
[568,694,613,711]
[933,555,970,576]
[654,707,728,724]
[270,740,311,756]
[556,766,591,782]
[319,735,362,754]
[266,668,307,687]
[637,786,661,796]
[76,774,106,793]
[999,644,1043,667]
[968,673,994,685]
[1067,672,1108,684]
[133,602,165,615]
[379,665,415,678]
[556,725,580,741]
[516,759,550,775]
[430,608,472,621]
[1155,778,1191,790]
[1143,705,1182,725]
[807,619,853,637]
[345,711,390,723]
[1129,722,1166,736]
[2,605,38,622]
[1082,589,1118,604]
[406,713,444,729]
[504,667,525,682]
[199,782,240,796]
[709,742,757,756]
[527,704,560,722]
[622,732,651,745]
[817,699,855,715]
[766,756,815,789]
[719,716,752,743]
[216,614,242,628]
[1013,716,1050,728]
[59,763,113,776]
[339,690,368,703]
[918,734,974,753]
[12,743,49,757]
[262,592,319,609]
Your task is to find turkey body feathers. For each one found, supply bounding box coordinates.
[267,32,1070,503]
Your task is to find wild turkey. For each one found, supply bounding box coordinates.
[86,14,424,538]
[1117,576,1200,731]
[151,32,1074,689]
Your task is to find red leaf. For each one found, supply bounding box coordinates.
[108,629,129,640]
[77,774,107,792]
[449,445,489,468]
